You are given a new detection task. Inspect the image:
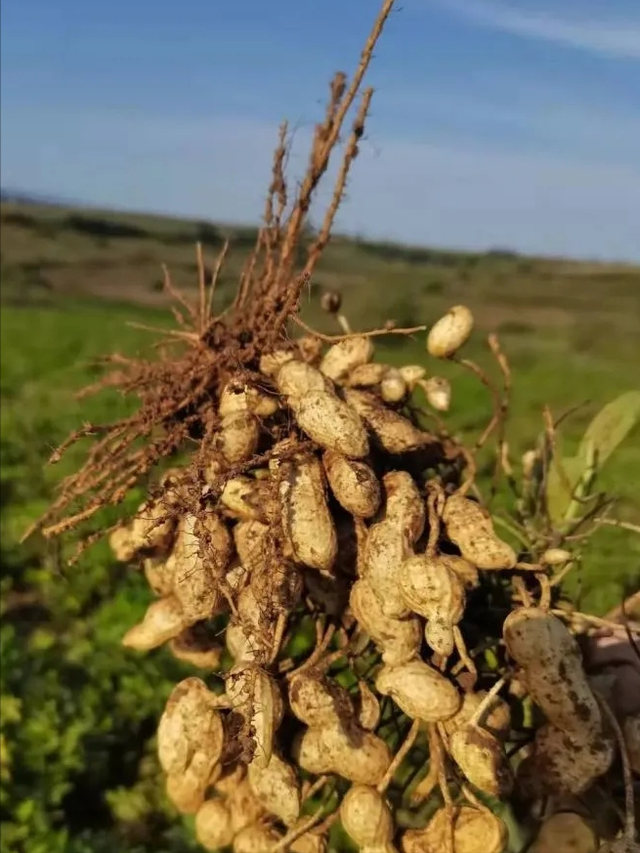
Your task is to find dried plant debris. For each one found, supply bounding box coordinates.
[31,0,640,850]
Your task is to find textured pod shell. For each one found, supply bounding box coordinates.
[288,672,353,728]
[165,750,219,814]
[233,823,281,853]
[195,799,234,851]
[248,752,300,826]
[519,723,615,796]
[323,450,381,518]
[503,608,601,737]
[380,368,408,403]
[363,471,425,618]
[220,475,276,523]
[260,349,295,377]
[320,336,375,382]
[130,497,177,555]
[344,388,437,454]
[449,725,513,797]
[122,595,185,650]
[295,724,391,785]
[443,493,517,570]
[356,680,382,731]
[143,555,174,596]
[226,664,283,769]
[399,554,465,656]
[276,359,330,397]
[426,305,474,358]
[227,778,266,835]
[398,364,426,388]
[219,377,278,418]
[233,519,270,574]
[623,713,640,774]
[169,629,223,670]
[297,334,323,365]
[169,513,230,625]
[293,389,370,458]
[531,812,598,853]
[340,785,395,849]
[423,376,452,412]
[157,677,225,777]
[444,691,511,741]
[540,548,573,566]
[218,411,260,464]
[279,454,337,573]
[376,659,461,723]
[109,526,135,562]
[401,805,508,853]
[345,362,388,388]
[350,579,421,666]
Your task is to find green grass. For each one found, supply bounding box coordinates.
[1,199,639,852]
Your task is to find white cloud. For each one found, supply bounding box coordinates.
[2,107,640,261]
[430,0,640,59]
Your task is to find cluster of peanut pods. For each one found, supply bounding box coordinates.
[110,306,639,853]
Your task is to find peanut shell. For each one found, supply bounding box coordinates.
[376,659,461,723]
[322,450,381,518]
[442,493,517,570]
[426,305,474,359]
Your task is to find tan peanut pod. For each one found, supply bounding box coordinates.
[398,554,465,656]
[319,336,374,382]
[279,454,338,573]
[260,348,295,377]
[157,677,225,777]
[623,713,640,774]
[165,750,218,815]
[219,377,278,418]
[297,334,323,365]
[294,723,391,785]
[288,671,353,727]
[169,628,223,670]
[233,823,281,853]
[122,595,186,651]
[380,368,408,404]
[289,831,328,853]
[212,762,245,797]
[248,751,301,826]
[401,805,507,853]
[541,548,573,566]
[518,723,615,796]
[233,519,270,574]
[426,305,474,358]
[344,388,437,454]
[220,475,276,523]
[226,559,250,594]
[443,690,511,741]
[130,497,177,554]
[357,680,382,731]
[503,607,602,738]
[293,389,370,458]
[226,664,283,769]
[531,812,598,853]
[448,725,513,797]
[227,778,267,835]
[445,555,480,589]
[322,450,381,518]
[142,555,174,596]
[340,784,397,852]
[376,659,461,723]
[109,526,135,562]
[276,359,330,397]
[169,513,230,625]
[345,362,388,388]
[195,799,235,851]
[350,579,422,666]
[218,410,260,464]
[442,493,517,570]
[423,376,451,412]
[363,471,425,618]
[227,585,273,664]
[398,364,426,388]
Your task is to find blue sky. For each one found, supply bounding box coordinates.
[1,0,639,260]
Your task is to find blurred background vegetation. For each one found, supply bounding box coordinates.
[1,198,639,852]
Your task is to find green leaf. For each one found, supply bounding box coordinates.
[577,390,640,471]
[545,454,585,527]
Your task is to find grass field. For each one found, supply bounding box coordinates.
[1,198,639,852]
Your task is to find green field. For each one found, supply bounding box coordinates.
[1,199,639,852]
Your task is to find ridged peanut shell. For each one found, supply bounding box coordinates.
[401,805,507,853]
[165,751,218,814]
[288,672,353,728]
[122,595,185,651]
[293,389,370,458]
[350,579,421,666]
[345,362,387,388]
[442,493,517,570]
[444,691,511,740]
[340,784,395,849]
[449,725,513,797]
[503,607,601,737]
[426,305,474,358]
[226,664,283,769]
[279,454,337,573]
[276,359,329,397]
[531,812,598,853]
[380,368,408,403]
[169,628,223,670]
[376,659,461,723]
[233,823,281,853]
[218,411,260,464]
[423,376,451,411]
[294,724,391,785]
[248,752,300,826]
[320,336,374,382]
[344,388,437,454]
[157,677,224,777]
[195,799,234,851]
[322,450,381,517]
